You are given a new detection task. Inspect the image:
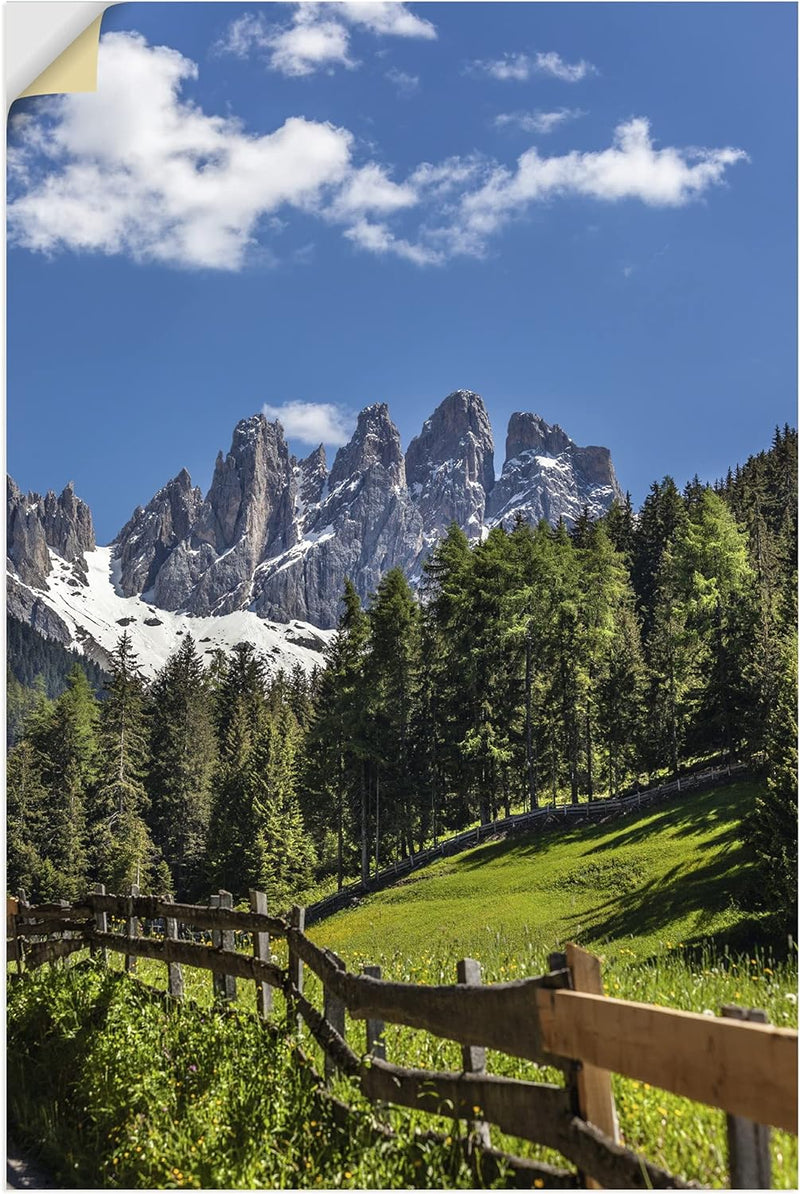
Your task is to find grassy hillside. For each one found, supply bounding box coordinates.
[312,781,774,967]
[310,780,798,1188]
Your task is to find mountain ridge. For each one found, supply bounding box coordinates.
[7,391,623,660]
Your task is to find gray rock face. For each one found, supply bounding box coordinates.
[7,477,95,589]
[10,392,623,635]
[406,390,495,543]
[114,468,204,597]
[250,405,422,626]
[487,412,622,528]
[295,445,327,511]
[7,574,73,645]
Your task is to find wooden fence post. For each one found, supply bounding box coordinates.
[457,957,491,1149]
[163,894,184,1001]
[288,905,305,1033]
[7,897,22,975]
[125,884,139,973]
[722,1005,771,1188]
[249,890,272,1019]
[324,953,347,1085]
[210,890,236,1003]
[362,965,386,1060]
[92,882,108,966]
[564,943,619,1190]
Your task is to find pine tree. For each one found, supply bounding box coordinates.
[368,568,423,853]
[147,636,217,900]
[27,666,99,899]
[92,634,159,892]
[206,643,268,896]
[250,708,316,908]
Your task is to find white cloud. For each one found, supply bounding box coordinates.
[337,2,435,39]
[329,163,418,218]
[215,10,354,77]
[454,117,748,251]
[494,108,586,135]
[408,155,486,195]
[8,32,356,269]
[263,400,355,445]
[8,34,747,276]
[215,3,435,77]
[385,67,420,96]
[472,50,597,83]
[534,51,596,82]
[344,219,443,265]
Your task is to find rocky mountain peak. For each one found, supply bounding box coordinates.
[7,475,95,591]
[405,389,495,542]
[329,403,404,490]
[505,411,572,463]
[406,389,495,494]
[488,411,622,528]
[18,391,622,633]
[114,469,204,597]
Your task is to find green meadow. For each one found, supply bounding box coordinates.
[8,780,798,1188]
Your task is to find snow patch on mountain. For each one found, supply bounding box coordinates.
[8,546,334,678]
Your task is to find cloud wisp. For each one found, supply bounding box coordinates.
[494,108,586,135]
[472,50,597,83]
[262,401,355,446]
[215,2,435,77]
[8,34,748,272]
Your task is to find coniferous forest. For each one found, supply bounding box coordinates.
[7,428,797,928]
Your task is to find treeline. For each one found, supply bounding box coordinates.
[7,428,796,921]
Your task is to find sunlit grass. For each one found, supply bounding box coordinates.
[9,779,797,1188]
[307,780,798,1188]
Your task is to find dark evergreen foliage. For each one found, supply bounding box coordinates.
[7,615,107,700]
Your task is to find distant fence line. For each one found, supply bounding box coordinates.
[306,762,748,925]
[7,872,793,1191]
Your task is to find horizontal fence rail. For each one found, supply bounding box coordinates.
[8,879,794,1191]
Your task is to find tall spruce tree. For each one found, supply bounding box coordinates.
[92,634,160,893]
[147,636,217,900]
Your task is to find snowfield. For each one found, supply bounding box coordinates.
[13,546,335,678]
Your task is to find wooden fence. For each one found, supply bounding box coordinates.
[306,763,748,924]
[7,883,794,1190]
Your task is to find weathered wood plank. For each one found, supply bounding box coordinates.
[249,890,272,1019]
[87,929,284,986]
[214,891,237,1003]
[535,988,798,1132]
[457,957,490,1148]
[125,884,139,974]
[15,902,92,922]
[361,1057,571,1146]
[564,943,619,1190]
[324,952,347,1085]
[288,906,305,1018]
[87,892,287,936]
[362,965,386,1061]
[292,927,570,1062]
[163,895,183,1001]
[24,936,88,969]
[15,918,92,935]
[92,883,108,966]
[722,1005,772,1188]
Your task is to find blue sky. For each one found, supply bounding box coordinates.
[7,1,797,544]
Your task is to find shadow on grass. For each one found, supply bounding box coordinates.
[451,782,755,875]
[560,842,757,947]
